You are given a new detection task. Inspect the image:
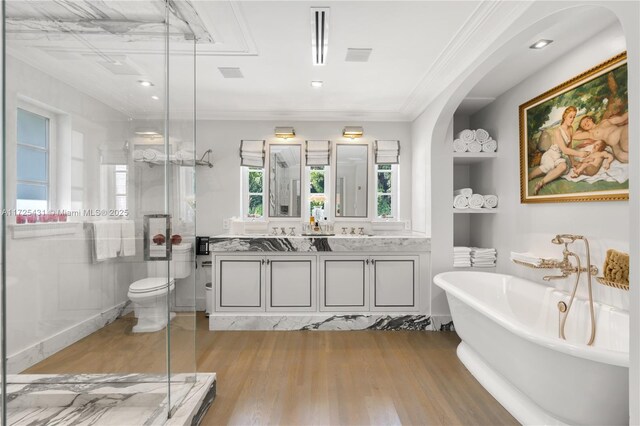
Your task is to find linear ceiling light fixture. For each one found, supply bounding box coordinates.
[311,7,330,65]
[343,126,364,139]
[530,39,553,49]
[311,80,323,88]
[275,127,296,139]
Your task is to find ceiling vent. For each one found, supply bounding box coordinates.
[218,67,244,78]
[345,48,372,62]
[311,7,330,66]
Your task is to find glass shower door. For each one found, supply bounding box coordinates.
[1,0,198,422]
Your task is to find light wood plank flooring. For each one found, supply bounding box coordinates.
[26,313,517,425]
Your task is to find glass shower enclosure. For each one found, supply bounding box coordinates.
[1,0,199,423]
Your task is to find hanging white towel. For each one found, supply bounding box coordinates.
[453,195,469,209]
[92,221,111,262]
[453,139,468,153]
[482,139,497,153]
[468,194,485,209]
[483,195,498,208]
[467,141,482,153]
[454,188,473,198]
[475,128,490,143]
[121,220,136,257]
[107,221,121,258]
[456,129,476,142]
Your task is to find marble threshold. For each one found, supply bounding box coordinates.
[6,373,216,426]
[210,313,454,331]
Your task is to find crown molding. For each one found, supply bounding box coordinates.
[401,0,534,120]
[134,109,412,122]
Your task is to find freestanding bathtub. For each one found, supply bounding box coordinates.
[434,271,629,426]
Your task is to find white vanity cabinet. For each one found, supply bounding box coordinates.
[370,256,419,311]
[319,255,419,312]
[214,255,317,312]
[320,257,370,312]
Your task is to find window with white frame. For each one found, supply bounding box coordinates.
[17,108,50,210]
[243,167,265,218]
[114,165,128,210]
[376,164,398,219]
[308,165,329,220]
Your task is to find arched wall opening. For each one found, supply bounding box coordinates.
[412,2,639,423]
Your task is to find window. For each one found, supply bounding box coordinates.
[376,164,398,219]
[17,108,50,210]
[114,165,128,210]
[70,131,84,210]
[245,167,264,218]
[308,165,329,219]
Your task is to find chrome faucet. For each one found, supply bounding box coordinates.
[545,234,598,346]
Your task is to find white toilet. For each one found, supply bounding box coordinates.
[128,242,193,333]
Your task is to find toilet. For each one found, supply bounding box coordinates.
[128,242,193,333]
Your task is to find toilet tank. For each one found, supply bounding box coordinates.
[147,242,193,279]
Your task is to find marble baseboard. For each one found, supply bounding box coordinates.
[210,314,434,331]
[431,315,456,331]
[8,302,128,373]
[6,373,216,426]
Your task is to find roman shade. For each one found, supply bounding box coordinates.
[239,140,265,167]
[305,140,331,166]
[375,140,400,164]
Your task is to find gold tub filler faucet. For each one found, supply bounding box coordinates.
[544,234,598,346]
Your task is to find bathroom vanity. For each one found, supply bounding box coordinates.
[208,234,431,330]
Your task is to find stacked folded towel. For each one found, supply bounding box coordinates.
[453,128,498,153]
[603,249,629,285]
[471,248,497,267]
[453,188,498,209]
[510,252,543,267]
[454,247,472,268]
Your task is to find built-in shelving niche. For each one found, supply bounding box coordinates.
[452,112,498,269]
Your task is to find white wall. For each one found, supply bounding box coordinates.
[469,23,629,309]
[411,1,639,421]
[5,57,141,372]
[196,120,412,236]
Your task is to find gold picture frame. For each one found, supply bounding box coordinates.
[519,52,628,203]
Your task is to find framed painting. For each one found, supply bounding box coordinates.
[519,52,628,203]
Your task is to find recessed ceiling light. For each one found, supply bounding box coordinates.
[151,95,159,100]
[138,80,154,87]
[530,39,553,49]
[311,81,323,88]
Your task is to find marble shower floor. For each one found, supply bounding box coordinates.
[6,373,216,426]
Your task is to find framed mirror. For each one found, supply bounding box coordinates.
[268,144,301,217]
[335,144,368,217]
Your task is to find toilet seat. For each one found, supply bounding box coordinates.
[129,277,175,294]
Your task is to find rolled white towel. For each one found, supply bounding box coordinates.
[475,128,490,143]
[468,194,484,209]
[468,141,482,153]
[133,150,144,161]
[482,139,497,153]
[143,149,158,161]
[483,194,498,208]
[453,194,469,209]
[456,129,476,142]
[454,188,473,198]
[453,138,468,153]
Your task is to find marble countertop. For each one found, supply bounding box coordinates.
[209,233,430,253]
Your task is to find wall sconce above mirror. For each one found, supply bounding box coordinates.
[275,127,296,139]
[343,126,364,139]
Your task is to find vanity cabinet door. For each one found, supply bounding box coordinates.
[266,256,316,312]
[320,257,369,312]
[215,255,265,312]
[371,256,419,311]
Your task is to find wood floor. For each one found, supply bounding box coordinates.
[26,313,517,425]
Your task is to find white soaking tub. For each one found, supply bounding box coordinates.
[434,271,629,426]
